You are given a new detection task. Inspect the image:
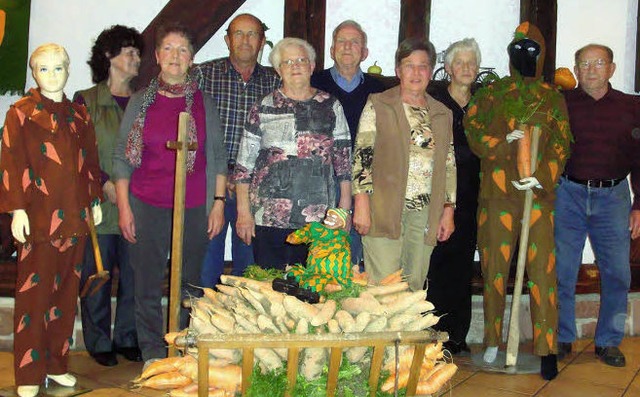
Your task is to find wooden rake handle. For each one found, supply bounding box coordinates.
[79,207,110,298]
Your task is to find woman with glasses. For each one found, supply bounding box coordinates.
[234,37,351,269]
[352,38,456,292]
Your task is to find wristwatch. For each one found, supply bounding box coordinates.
[214,196,226,202]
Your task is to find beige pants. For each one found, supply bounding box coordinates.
[362,206,434,291]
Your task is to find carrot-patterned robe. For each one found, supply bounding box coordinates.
[0,88,102,385]
[463,23,572,356]
[286,222,351,292]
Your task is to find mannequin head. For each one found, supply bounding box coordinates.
[29,43,69,102]
[507,22,545,80]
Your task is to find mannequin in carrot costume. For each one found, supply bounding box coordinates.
[286,207,352,292]
[463,22,572,380]
[0,44,103,397]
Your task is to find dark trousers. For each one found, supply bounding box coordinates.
[427,209,476,346]
[253,225,308,270]
[14,238,87,385]
[80,233,137,354]
[128,195,207,361]
[201,191,254,287]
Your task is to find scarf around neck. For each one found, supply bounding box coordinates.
[125,70,199,173]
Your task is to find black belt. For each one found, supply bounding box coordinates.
[563,174,625,188]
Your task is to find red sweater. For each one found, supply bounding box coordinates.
[563,85,640,209]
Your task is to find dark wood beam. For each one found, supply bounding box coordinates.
[135,0,246,90]
[398,0,431,44]
[635,4,640,92]
[284,0,326,69]
[520,0,557,83]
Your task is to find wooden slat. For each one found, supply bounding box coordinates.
[197,341,209,397]
[284,0,326,69]
[405,343,426,396]
[368,344,385,397]
[242,348,254,395]
[285,348,300,397]
[398,0,431,44]
[135,0,246,90]
[326,347,343,397]
[520,0,558,83]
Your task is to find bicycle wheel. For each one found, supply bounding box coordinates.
[476,70,499,85]
[432,67,450,82]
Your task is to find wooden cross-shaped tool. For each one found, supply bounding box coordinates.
[166,112,197,357]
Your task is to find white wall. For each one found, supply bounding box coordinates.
[0,0,637,262]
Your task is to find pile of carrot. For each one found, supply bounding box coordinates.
[133,269,456,396]
[130,354,240,396]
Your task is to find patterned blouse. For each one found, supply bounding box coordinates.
[353,100,456,210]
[234,89,351,229]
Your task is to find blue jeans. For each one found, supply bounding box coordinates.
[201,191,254,287]
[555,176,631,347]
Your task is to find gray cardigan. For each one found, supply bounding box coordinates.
[112,88,227,214]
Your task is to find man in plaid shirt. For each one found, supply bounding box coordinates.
[196,13,280,286]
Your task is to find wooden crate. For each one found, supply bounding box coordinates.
[192,330,447,397]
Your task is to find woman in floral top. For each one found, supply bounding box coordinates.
[234,37,351,269]
[352,38,457,291]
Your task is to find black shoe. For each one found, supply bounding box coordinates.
[540,354,558,380]
[90,351,118,367]
[595,346,626,367]
[272,278,299,295]
[115,346,143,362]
[294,287,320,304]
[444,340,471,356]
[557,342,572,360]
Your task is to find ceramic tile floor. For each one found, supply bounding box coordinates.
[0,338,639,396]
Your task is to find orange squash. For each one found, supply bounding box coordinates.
[554,67,576,90]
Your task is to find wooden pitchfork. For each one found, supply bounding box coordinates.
[79,207,110,298]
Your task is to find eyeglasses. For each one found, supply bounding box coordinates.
[280,57,310,68]
[577,59,610,70]
[230,30,261,40]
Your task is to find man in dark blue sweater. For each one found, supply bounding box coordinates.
[311,20,384,266]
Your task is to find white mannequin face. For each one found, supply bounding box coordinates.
[32,50,69,101]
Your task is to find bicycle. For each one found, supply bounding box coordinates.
[431,50,500,85]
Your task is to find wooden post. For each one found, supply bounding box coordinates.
[636,0,640,92]
[284,0,326,69]
[520,0,558,83]
[398,0,431,44]
[166,112,197,356]
[505,126,541,367]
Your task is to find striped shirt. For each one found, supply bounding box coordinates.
[563,85,640,209]
[195,57,280,167]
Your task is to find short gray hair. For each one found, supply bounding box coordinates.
[29,43,70,70]
[332,19,367,48]
[444,38,481,68]
[269,37,316,69]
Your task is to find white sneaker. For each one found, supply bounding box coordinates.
[16,385,39,397]
[46,373,77,387]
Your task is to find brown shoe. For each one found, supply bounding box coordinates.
[595,346,626,367]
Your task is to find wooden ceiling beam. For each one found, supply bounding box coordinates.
[135,0,246,89]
